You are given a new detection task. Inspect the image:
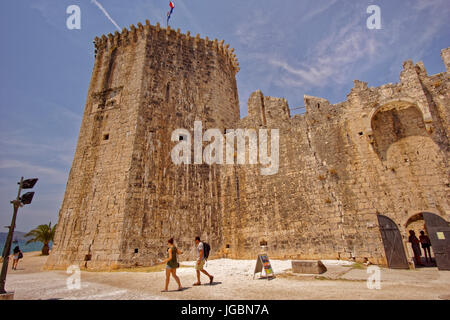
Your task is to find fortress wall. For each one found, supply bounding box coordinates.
[343,61,449,233]
[47,16,449,271]
[48,22,240,269]
[111,23,240,266]
[222,94,363,261]
[46,24,160,269]
[442,48,450,72]
[222,57,449,265]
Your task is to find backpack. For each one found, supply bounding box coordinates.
[203,242,211,260]
[18,251,23,259]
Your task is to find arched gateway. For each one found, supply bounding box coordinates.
[422,212,450,270]
[379,212,450,270]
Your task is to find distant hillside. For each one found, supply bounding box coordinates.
[0,231,31,243]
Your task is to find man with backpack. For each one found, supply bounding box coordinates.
[193,237,214,286]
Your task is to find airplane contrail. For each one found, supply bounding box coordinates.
[91,0,121,31]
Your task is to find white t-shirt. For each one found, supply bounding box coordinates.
[196,242,204,260]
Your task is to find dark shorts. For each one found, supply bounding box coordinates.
[421,244,431,249]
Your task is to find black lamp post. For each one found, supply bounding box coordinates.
[0,177,38,295]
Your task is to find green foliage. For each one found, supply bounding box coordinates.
[25,222,56,245]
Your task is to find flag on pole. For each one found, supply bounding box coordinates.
[167,1,175,26]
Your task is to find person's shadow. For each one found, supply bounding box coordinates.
[177,287,191,292]
[417,257,437,268]
[163,287,192,292]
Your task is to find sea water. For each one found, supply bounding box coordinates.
[0,239,52,254]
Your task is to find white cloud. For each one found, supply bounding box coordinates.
[30,1,62,29]
[300,0,339,22]
[256,0,449,93]
[269,59,333,87]
[269,23,380,88]
[91,0,121,31]
[0,160,68,185]
[176,0,204,35]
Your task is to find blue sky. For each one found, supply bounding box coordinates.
[0,0,449,232]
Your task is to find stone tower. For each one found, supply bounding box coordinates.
[46,21,240,269]
[442,47,450,72]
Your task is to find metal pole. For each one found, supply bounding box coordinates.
[0,177,23,294]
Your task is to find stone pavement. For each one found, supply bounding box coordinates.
[3,253,450,300]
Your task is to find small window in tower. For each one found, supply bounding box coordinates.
[103,134,110,140]
[134,248,139,254]
[179,134,187,141]
[359,132,364,136]
[226,244,230,249]
[165,83,170,102]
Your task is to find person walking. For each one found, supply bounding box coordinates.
[11,246,22,270]
[419,230,432,263]
[193,237,213,286]
[161,238,183,292]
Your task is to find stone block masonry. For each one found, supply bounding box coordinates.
[46,21,239,269]
[45,18,450,270]
[292,261,327,274]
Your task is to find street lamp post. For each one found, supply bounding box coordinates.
[0,177,38,296]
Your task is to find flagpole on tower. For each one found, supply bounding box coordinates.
[167,1,175,27]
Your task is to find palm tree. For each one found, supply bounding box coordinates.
[25,222,57,255]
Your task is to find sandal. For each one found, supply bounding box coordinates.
[209,276,214,285]
[193,282,201,286]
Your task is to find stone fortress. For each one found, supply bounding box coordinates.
[45,20,450,270]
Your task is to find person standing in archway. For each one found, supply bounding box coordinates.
[419,231,432,263]
[408,230,424,266]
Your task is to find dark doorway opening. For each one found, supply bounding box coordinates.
[405,212,450,270]
[405,213,436,268]
[422,212,450,271]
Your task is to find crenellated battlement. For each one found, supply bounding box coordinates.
[93,20,240,74]
[242,48,450,131]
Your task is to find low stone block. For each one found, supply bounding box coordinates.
[292,260,327,274]
[0,292,14,300]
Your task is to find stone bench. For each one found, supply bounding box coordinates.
[292,260,327,274]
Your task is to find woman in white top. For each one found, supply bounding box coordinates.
[11,246,22,270]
